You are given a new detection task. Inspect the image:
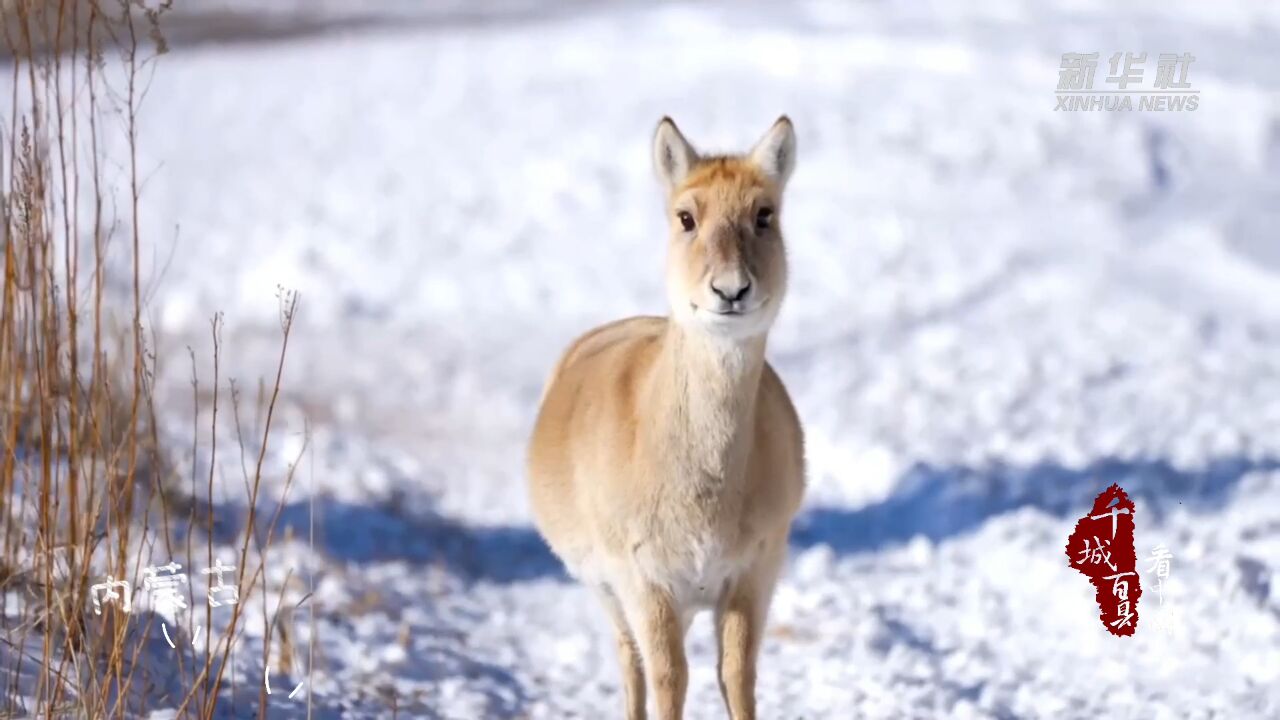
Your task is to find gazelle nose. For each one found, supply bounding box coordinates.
[710,279,751,303]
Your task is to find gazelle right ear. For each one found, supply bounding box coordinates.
[653,117,698,190]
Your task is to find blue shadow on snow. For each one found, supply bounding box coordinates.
[212,454,1275,584]
[791,455,1278,556]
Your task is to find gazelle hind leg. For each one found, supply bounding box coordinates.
[716,539,785,720]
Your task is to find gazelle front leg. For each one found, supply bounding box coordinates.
[625,584,689,720]
[598,588,646,720]
[716,542,784,720]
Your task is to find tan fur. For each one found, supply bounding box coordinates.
[527,117,805,720]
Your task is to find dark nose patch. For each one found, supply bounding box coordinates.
[709,222,744,264]
[725,224,762,280]
[700,218,758,286]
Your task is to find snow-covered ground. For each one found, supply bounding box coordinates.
[21,0,1280,717]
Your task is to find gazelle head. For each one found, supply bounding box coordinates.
[653,116,796,340]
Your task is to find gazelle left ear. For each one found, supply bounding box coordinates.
[750,116,797,188]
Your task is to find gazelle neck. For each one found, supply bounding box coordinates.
[649,320,768,481]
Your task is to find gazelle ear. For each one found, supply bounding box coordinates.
[653,117,698,190]
[750,116,797,188]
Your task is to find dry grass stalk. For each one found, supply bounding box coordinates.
[1,2,311,717]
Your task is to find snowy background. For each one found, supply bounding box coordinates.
[38,0,1280,717]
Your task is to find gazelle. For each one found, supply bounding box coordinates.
[527,117,805,720]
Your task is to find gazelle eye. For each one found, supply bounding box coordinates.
[677,211,696,232]
[755,207,773,231]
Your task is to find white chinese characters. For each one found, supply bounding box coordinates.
[202,558,240,608]
[1148,544,1178,636]
[143,562,190,614]
[89,575,132,616]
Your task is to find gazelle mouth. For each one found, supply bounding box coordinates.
[690,300,767,318]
